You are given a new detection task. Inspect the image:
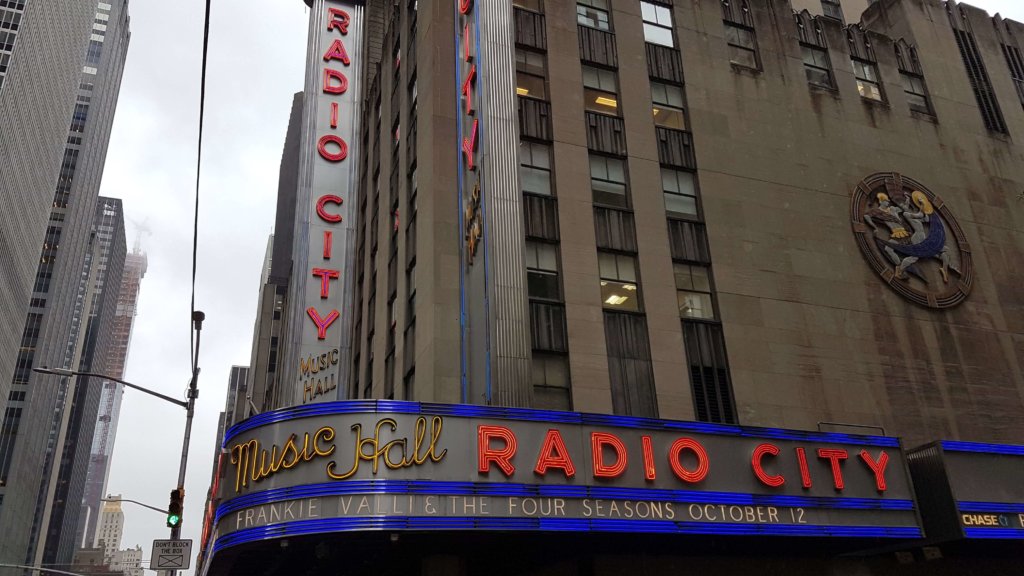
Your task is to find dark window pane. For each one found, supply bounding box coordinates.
[517,72,547,99]
[528,271,560,300]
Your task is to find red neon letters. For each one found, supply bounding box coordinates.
[641,435,657,481]
[859,450,890,492]
[534,429,576,478]
[318,135,348,163]
[461,119,478,171]
[591,433,628,478]
[668,438,710,483]
[323,68,349,94]
[478,425,517,476]
[323,231,333,259]
[461,65,476,116]
[472,425,892,495]
[795,447,813,489]
[306,4,354,346]
[306,307,340,340]
[327,8,349,34]
[818,448,849,491]
[316,195,344,223]
[312,268,340,299]
[751,443,785,487]
[323,39,351,66]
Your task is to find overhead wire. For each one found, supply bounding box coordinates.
[190,0,213,368]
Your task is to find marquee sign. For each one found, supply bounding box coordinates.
[210,402,922,551]
[292,0,365,405]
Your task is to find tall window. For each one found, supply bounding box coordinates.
[722,0,759,70]
[520,141,552,196]
[821,0,843,22]
[901,72,930,113]
[532,353,570,410]
[651,82,686,129]
[641,1,674,47]
[516,49,547,100]
[662,168,698,217]
[577,0,610,31]
[951,23,1007,133]
[582,65,619,115]
[724,22,758,69]
[598,252,641,312]
[590,154,628,208]
[801,44,834,89]
[1002,43,1024,111]
[852,58,883,101]
[674,264,715,319]
[525,241,561,301]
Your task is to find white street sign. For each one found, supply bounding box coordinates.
[150,539,193,571]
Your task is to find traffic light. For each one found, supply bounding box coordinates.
[167,488,184,528]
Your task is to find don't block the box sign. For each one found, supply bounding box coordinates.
[210,402,922,550]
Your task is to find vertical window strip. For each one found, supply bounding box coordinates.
[950,18,1007,133]
[1002,43,1024,110]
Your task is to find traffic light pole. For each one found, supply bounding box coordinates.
[166,311,204,576]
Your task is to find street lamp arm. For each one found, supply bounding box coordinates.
[32,367,188,409]
[0,563,88,576]
[102,497,169,515]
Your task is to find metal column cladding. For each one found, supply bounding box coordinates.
[456,0,532,408]
[286,0,366,407]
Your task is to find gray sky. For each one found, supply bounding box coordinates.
[97,0,1024,572]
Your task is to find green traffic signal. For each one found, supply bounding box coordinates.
[167,488,184,529]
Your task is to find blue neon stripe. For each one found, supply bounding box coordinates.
[963,527,1024,539]
[212,516,923,553]
[958,501,1024,514]
[223,400,901,447]
[214,480,915,524]
[940,441,1024,456]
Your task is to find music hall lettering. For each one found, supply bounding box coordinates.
[228,417,446,494]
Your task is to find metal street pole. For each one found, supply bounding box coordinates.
[32,309,205,576]
[167,310,204,576]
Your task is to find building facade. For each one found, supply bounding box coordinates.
[0,0,130,564]
[0,0,101,443]
[201,0,1024,574]
[341,0,1024,446]
[79,246,148,549]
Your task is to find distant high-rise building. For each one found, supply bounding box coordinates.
[0,0,103,448]
[95,497,123,561]
[79,246,147,549]
[42,197,127,566]
[0,0,131,564]
[241,93,303,418]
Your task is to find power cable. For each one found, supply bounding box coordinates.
[190,0,213,368]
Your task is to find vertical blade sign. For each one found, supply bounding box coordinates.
[299,1,363,405]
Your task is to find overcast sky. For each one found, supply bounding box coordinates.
[97,0,1024,572]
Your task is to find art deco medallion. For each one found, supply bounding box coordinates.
[851,173,973,309]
